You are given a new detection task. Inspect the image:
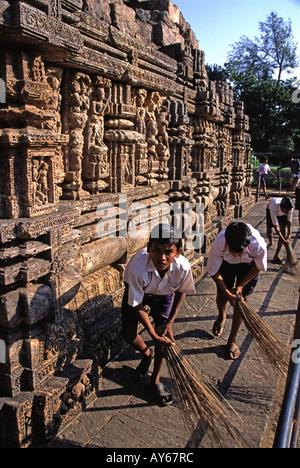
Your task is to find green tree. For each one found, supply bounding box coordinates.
[226,74,300,151]
[205,64,229,82]
[205,12,300,152]
[227,11,299,85]
[259,12,299,84]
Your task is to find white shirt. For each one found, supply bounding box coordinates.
[257,163,270,175]
[268,198,294,225]
[124,248,196,307]
[207,224,268,277]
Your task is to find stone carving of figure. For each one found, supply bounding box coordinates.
[32,159,49,205]
[146,119,158,160]
[64,72,91,199]
[133,88,147,137]
[146,91,160,123]
[156,135,170,180]
[32,159,40,205]
[37,161,49,204]
[157,104,169,150]
[45,68,62,133]
[30,54,46,83]
[83,76,112,193]
[88,76,111,154]
[44,67,65,197]
[156,103,170,180]
[145,91,160,160]
[123,146,132,185]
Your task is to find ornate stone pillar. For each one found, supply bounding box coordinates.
[0,51,67,218]
[82,76,112,194]
[62,71,91,200]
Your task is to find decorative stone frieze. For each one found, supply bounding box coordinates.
[0,0,254,447]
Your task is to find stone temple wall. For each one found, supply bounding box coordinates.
[0,0,254,447]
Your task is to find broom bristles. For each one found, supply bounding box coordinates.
[236,300,290,377]
[284,244,300,276]
[286,244,297,266]
[165,345,247,448]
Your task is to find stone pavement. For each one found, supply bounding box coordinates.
[45,194,300,449]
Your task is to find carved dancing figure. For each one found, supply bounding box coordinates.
[46,68,62,133]
[32,159,40,205]
[37,162,49,204]
[64,72,91,199]
[157,104,170,149]
[88,77,111,153]
[83,76,112,192]
[133,88,147,137]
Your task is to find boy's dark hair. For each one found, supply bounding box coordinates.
[225,222,252,253]
[148,223,182,250]
[280,196,294,211]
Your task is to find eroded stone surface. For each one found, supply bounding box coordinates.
[0,0,254,447]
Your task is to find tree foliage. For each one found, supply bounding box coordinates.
[206,12,300,152]
[227,11,299,84]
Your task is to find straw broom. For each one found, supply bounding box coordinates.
[235,300,290,377]
[284,244,300,276]
[165,344,247,448]
[286,244,297,267]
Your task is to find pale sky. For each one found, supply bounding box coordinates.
[174,0,300,80]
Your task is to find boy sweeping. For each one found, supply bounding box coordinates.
[256,157,276,199]
[122,223,196,406]
[266,196,294,264]
[207,222,267,360]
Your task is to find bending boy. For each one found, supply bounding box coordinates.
[266,196,294,264]
[122,223,196,406]
[207,222,267,360]
[256,157,276,199]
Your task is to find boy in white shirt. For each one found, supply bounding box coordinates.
[122,223,196,406]
[295,176,300,227]
[266,196,294,264]
[256,157,276,199]
[207,222,267,360]
[289,175,300,226]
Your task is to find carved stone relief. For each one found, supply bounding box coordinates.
[0,0,254,447]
